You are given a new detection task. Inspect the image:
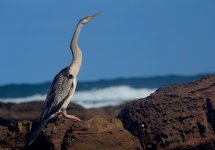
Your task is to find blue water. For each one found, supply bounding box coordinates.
[0,75,208,108]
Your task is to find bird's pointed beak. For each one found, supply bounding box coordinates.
[90,12,101,19]
[85,12,101,22]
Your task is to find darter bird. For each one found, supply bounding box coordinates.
[26,12,99,145]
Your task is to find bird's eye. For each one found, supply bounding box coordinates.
[68,74,73,79]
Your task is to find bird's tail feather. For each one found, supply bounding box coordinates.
[26,117,50,145]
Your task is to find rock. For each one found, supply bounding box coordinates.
[0,117,142,150]
[62,117,142,150]
[118,75,215,149]
[2,75,215,149]
[0,120,32,149]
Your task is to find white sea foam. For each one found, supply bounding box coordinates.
[0,86,156,108]
[0,94,46,103]
[73,86,156,108]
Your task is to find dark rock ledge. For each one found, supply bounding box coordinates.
[118,75,215,149]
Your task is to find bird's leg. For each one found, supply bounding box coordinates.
[57,112,63,117]
[61,109,81,121]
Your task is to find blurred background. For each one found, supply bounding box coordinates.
[0,0,214,108]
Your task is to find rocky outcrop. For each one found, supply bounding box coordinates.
[118,75,215,149]
[1,75,215,149]
[0,117,142,150]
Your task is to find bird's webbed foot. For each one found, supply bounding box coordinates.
[61,110,81,122]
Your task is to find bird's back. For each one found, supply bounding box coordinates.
[26,67,74,145]
[41,67,74,119]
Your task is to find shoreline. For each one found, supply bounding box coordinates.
[0,100,126,121]
[1,75,215,149]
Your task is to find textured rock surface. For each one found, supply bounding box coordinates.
[118,75,215,149]
[0,117,142,150]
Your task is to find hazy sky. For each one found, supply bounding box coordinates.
[0,0,214,85]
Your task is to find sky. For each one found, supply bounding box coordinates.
[0,0,214,85]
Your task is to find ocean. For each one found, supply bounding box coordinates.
[0,75,207,108]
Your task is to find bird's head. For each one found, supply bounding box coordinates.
[80,12,100,24]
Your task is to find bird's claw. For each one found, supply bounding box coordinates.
[60,111,81,122]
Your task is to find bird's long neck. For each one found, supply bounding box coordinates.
[69,22,83,77]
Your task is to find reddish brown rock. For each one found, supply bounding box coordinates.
[0,120,32,149]
[118,75,215,149]
[0,117,142,150]
[62,117,142,150]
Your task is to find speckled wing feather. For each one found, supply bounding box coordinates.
[41,67,73,119]
[27,67,74,145]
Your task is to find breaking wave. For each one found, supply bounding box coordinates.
[73,86,156,108]
[0,86,156,108]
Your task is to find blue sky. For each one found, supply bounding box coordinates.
[0,0,214,85]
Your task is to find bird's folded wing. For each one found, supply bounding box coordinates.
[41,70,73,119]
